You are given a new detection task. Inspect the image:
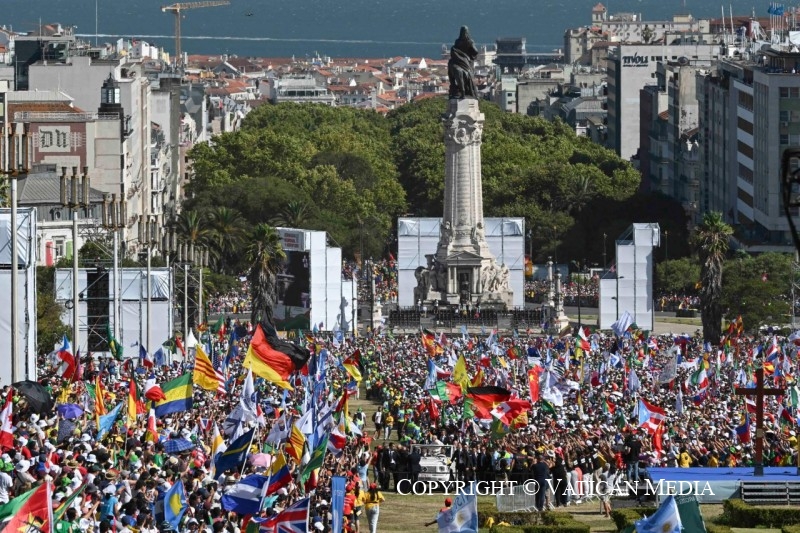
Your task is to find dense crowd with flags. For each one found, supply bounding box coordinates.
[2,294,800,532]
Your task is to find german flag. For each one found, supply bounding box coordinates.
[466,386,511,419]
[421,329,442,356]
[244,324,310,389]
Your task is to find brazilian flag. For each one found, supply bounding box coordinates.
[106,323,121,360]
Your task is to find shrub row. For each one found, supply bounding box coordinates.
[488,512,590,533]
[609,506,657,531]
[720,499,800,528]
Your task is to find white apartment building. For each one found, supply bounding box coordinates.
[607,41,722,161]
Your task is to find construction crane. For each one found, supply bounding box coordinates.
[161,1,230,66]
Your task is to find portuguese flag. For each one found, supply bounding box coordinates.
[0,483,52,531]
[431,381,463,403]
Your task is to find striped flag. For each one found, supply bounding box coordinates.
[194,345,226,394]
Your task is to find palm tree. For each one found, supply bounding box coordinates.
[176,210,212,248]
[246,223,286,329]
[271,200,311,228]
[207,206,246,273]
[691,211,733,344]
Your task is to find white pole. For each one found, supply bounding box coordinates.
[9,175,18,381]
[146,240,151,352]
[198,263,203,327]
[184,263,189,340]
[113,228,119,340]
[73,210,80,356]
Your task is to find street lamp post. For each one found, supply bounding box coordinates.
[101,193,126,344]
[603,233,607,269]
[60,166,91,356]
[664,230,669,261]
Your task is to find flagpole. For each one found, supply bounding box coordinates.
[240,426,258,478]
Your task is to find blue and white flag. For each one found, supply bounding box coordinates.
[634,495,682,533]
[96,403,124,441]
[611,310,634,337]
[437,488,478,533]
[221,474,269,515]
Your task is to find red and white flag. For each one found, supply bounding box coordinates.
[0,390,14,450]
[143,374,167,402]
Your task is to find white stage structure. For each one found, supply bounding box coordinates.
[55,268,174,358]
[276,228,356,333]
[0,208,37,383]
[397,217,525,308]
[599,223,660,331]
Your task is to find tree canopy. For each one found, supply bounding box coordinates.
[721,252,794,332]
[186,98,643,269]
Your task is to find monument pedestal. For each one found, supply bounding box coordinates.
[413,98,512,310]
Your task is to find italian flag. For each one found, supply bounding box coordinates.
[0,483,52,532]
[687,368,709,390]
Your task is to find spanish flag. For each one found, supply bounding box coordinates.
[244,324,310,390]
[153,374,193,418]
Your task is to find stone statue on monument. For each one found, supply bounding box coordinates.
[447,26,479,99]
[414,266,430,302]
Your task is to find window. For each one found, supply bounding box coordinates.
[54,238,65,260]
[792,87,800,98]
[780,110,790,122]
[781,134,790,145]
[781,87,789,98]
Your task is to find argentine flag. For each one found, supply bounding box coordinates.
[634,495,682,533]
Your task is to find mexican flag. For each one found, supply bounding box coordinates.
[0,483,52,532]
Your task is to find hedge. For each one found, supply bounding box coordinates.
[721,499,800,528]
[782,526,800,533]
[487,512,590,533]
[705,524,732,533]
[609,506,657,531]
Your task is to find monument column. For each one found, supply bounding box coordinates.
[414,26,513,309]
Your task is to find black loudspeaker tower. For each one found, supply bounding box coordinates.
[86,267,110,353]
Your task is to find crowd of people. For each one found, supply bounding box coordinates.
[342,259,398,305]
[4,296,800,532]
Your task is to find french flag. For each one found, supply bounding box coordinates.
[139,345,154,368]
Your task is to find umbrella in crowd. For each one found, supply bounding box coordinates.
[56,403,83,419]
[163,437,195,454]
[12,380,54,414]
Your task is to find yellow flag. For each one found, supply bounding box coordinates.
[453,354,470,391]
[193,345,222,392]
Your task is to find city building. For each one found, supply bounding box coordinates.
[607,41,721,161]
[697,40,800,252]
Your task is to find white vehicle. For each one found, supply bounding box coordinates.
[415,444,454,487]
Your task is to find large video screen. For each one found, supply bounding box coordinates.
[275,246,311,331]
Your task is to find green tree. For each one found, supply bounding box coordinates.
[246,223,286,328]
[691,212,733,344]
[36,266,70,354]
[656,258,700,295]
[207,206,247,274]
[721,253,793,331]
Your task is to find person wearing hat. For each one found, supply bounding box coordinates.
[424,497,452,527]
[359,483,384,533]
